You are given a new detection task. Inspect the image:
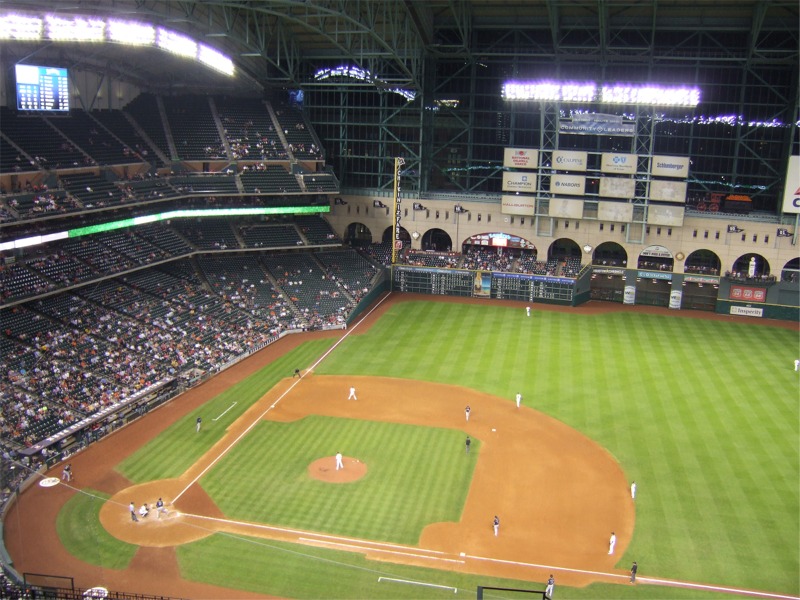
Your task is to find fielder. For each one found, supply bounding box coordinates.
[631,480,636,499]
[545,575,555,598]
[608,531,616,555]
[465,405,471,422]
[515,392,522,408]
[348,386,357,400]
[335,451,344,470]
[493,515,500,536]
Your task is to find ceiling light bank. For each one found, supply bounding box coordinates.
[502,81,700,107]
[0,12,234,76]
[314,65,416,102]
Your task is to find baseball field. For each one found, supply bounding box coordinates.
[5,293,799,599]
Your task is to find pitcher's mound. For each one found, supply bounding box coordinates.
[308,456,367,483]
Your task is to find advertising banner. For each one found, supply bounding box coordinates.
[503,148,539,169]
[730,305,764,317]
[647,205,685,226]
[559,119,635,136]
[623,285,636,304]
[501,194,536,216]
[552,150,588,171]
[669,290,683,309]
[597,201,634,222]
[550,174,586,195]
[730,285,767,303]
[781,155,800,214]
[548,197,584,219]
[651,155,690,178]
[502,171,537,193]
[601,153,637,174]
[598,177,636,199]
[649,179,687,203]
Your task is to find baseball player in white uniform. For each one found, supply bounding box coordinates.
[515,392,522,408]
[348,387,357,400]
[608,531,616,555]
[335,451,344,470]
[631,481,636,499]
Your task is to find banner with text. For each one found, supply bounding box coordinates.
[647,205,685,226]
[501,194,536,216]
[598,201,634,222]
[548,197,584,219]
[502,171,537,193]
[601,153,637,174]
[559,118,635,136]
[649,179,687,203]
[781,155,800,214]
[651,155,690,178]
[550,174,586,195]
[599,176,636,199]
[730,285,767,303]
[552,150,588,171]
[503,148,539,169]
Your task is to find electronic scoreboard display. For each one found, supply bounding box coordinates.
[15,64,69,112]
[393,266,474,297]
[492,272,574,302]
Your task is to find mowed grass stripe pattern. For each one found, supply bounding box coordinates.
[201,416,477,544]
[317,302,799,595]
[117,339,335,482]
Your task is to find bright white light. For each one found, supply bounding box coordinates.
[0,14,42,40]
[502,81,597,103]
[601,85,700,107]
[46,15,105,42]
[198,44,235,76]
[107,19,155,46]
[315,65,414,102]
[157,27,197,58]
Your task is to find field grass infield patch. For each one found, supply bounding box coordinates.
[200,416,479,544]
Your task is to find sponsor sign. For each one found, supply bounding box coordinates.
[559,119,635,136]
[548,197,584,219]
[550,174,586,195]
[598,201,634,222]
[651,155,690,178]
[781,155,800,214]
[551,150,588,171]
[601,153,637,174]
[684,275,719,284]
[730,285,767,303]
[623,285,636,304]
[638,270,673,280]
[599,177,636,199]
[649,179,687,203]
[501,194,536,216]
[592,267,625,275]
[730,305,764,317]
[640,245,672,258]
[647,205,685,226]
[669,290,683,310]
[503,148,539,169]
[502,171,537,193]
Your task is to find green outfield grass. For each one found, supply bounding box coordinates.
[201,416,477,543]
[64,299,799,598]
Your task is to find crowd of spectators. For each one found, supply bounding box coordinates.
[684,264,720,275]
[462,247,512,272]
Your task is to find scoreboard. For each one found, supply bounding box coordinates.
[393,267,474,296]
[492,272,574,302]
[15,64,69,112]
[393,267,575,303]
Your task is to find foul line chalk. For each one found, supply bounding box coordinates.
[378,577,457,593]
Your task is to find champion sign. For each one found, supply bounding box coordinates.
[601,152,637,174]
[651,155,690,178]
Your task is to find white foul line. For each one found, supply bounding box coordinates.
[172,293,392,504]
[378,577,458,592]
[212,401,237,421]
[299,538,465,564]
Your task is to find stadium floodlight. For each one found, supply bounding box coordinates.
[198,44,234,76]
[503,80,701,107]
[0,13,42,40]
[107,19,155,46]
[601,84,700,107]
[156,27,197,58]
[46,14,105,42]
[502,81,596,103]
[315,65,415,102]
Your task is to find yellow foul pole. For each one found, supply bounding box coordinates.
[391,157,405,265]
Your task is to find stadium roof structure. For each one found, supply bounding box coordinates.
[1,0,797,96]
